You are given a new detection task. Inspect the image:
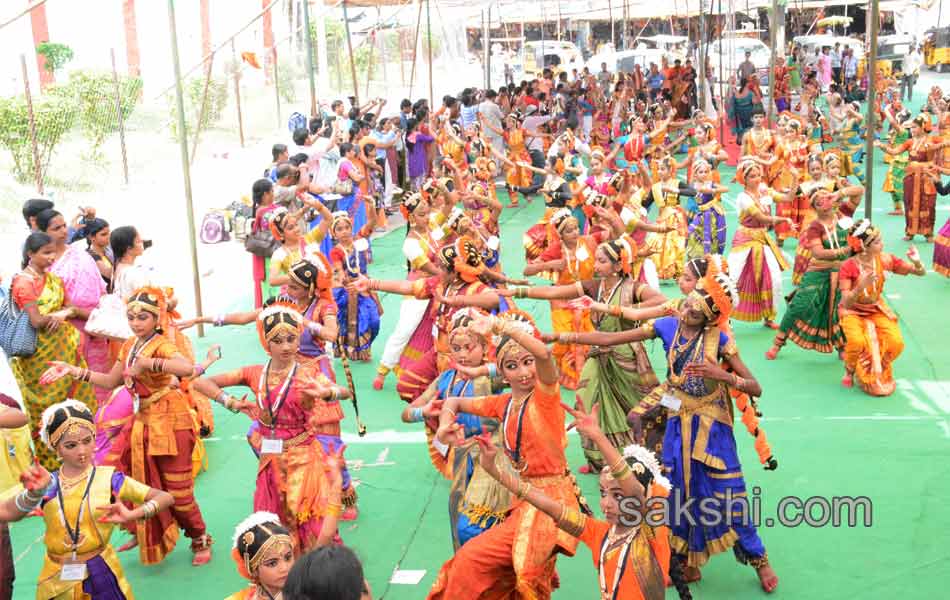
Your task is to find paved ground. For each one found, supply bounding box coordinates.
[6,72,950,599]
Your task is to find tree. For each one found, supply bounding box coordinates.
[35,42,74,74]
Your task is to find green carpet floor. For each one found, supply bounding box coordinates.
[9,89,950,599]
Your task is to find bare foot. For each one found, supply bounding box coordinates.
[117,538,138,553]
[765,345,780,360]
[763,320,779,330]
[342,506,359,521]
[757,564,778,593]
[578,464,594,475]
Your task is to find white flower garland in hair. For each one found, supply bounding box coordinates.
[232,511,283,549]
[258,303,303,324]
[622,444,671,492]
[39,399,91,448]
[491,316,535,348]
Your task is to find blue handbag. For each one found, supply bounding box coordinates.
[0,285,37,357]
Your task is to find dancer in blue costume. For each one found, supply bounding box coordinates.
[554,260,779,594]
[400,309,510,550]
[329,211,380,362]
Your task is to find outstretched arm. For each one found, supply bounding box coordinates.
[545,323,656,347]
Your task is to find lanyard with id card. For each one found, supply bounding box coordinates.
[257,361,298,454]
[57,467,96,582]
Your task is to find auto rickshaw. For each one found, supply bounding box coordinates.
[924,26,950,72]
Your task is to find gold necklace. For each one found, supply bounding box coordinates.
[58,465,93,491]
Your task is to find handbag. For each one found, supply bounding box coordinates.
[244,229,280,258]
[0,284,37,357]
[85,293,134,340]
[332,178,354,195]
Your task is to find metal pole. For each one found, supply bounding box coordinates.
[190,53,215,164]
[273,46,281,128]
[864,0,879,218]
[231,40,245,147]
[342,0,360,107]
[426,0,433,109]
[20,54,43,195]
[301,0,317,116]
[767,0,777,124]
[110,48,130,185]
[166,0,205,337]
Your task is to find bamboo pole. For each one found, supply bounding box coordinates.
[301,0,317,116]
[426,0,433,109]
[166,0,205,337]
[110,48,130,184]
[365,28,376,100]
[190,52,215,164]
[409,0,423,94]
[864,0,879,218]
[767,0,777,124]
[343,0,360,106]
[273,46,281,128]
[20,54,43,195]
[231,40,245,148]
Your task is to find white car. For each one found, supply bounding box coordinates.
[708,37,771,86]
[636,35,690,62]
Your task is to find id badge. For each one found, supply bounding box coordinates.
[60,560,87,581]
[659,393,682,411]
[261,438,284,455]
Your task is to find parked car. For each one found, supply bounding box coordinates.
[522,41,583,78]
[635,35,690,62]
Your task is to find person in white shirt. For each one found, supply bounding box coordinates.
[477,89,505,153]
[830,42,842,85]
[901,46,923,102]
[521,106,552,154]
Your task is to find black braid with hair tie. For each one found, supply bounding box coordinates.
[668,554,694,600]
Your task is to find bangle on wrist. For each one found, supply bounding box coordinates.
[410,407,424,422]
[193,364,205,376]
[486,362,497,378]
[213,314,225,327]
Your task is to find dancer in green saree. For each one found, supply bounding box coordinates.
[500,236,666,473]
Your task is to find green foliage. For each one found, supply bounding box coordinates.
[0,91,77,183]
[60,70,142,157]
[277,57,299,103]
[167,73,229,141]
[35,42,74,74]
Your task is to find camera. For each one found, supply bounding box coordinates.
[143,240,153,250]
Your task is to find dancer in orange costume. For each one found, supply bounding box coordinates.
[427,311,588,600]
[838,220,926,396]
